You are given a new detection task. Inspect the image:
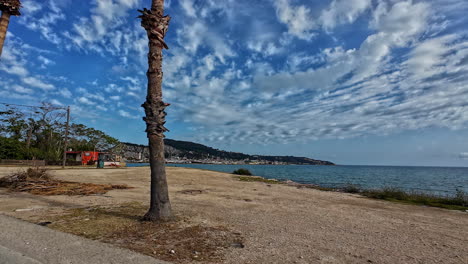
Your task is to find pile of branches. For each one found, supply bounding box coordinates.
[0,168,129,195]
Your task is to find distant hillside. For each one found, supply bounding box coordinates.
[120,139,334,165]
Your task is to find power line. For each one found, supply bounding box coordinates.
[0,101,67,110]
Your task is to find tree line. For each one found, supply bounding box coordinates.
[0,103,120,162]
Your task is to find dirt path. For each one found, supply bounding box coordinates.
[0,166,467,263]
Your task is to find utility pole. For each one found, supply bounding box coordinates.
[62,106,70,168]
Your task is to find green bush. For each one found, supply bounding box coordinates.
[0,136,26,160]
[232,168,252,176]
[341,184,361,193]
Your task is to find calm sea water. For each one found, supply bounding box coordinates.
[127,163,468,196]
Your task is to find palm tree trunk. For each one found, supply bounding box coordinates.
[139,0,172,221]
[0,11,11,57]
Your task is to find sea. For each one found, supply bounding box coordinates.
[127,163,468,196]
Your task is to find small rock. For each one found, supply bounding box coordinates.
[170,249,175,254]
[231,242,245,248]
[193,251,199,255]
[299,256,304,259]
[15,208,34,212]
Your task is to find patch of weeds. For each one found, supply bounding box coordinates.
[178,189,204,195]
[237,176,281,184]
[0,167,130,195]
[361,187,468,211]
[232,168,252,176]
[48,203,244,263]
[340,184,361,194]
[311,186,336,192]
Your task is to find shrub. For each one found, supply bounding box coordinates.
[364,187,408,200]
[232,168,252,176]
[341,184,361,193]
[24,167,51,180]
[454,189,468,207]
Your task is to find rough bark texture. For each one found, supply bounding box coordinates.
[139,0,172,221]
[0,0,21,57]
[0,11,11,57]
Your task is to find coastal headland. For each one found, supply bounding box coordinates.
[0,166,466,263]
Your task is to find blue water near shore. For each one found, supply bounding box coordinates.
[127,163,468,196]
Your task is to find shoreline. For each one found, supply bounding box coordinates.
[0,166,467,263]
[163,164,468,203]
[163,166,468,211]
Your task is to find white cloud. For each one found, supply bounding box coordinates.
[405,34,459,79]
[118,110,132,118]
[177,21,235,63]
[59,88,73,98]
[0,90,35,100]
[65,0,142,57]
[37,55,55,69]
[20,0,65,45]
[121,76,139,86]
[127,91,141,99]
[180,0,196,17]
[50,99,63,106]
[0,48,28,76]
[274,0,316,40]
[320,0,372,31]
[96,105,108,111]
[77,97,96,105]
[21,0,43,14]
[11,85,33,94]
[22,76,55,90]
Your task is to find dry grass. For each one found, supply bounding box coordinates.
[48,203,244,263]
[0,167,130,195]
[236,176,281,184]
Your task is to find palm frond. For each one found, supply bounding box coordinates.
[0,0,21,16]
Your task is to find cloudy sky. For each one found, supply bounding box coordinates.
[1,0,468,166]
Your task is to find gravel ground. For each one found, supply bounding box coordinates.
[0,166,467,264]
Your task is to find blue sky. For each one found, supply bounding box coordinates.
[1,0,468,166]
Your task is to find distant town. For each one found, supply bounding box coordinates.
[121,140,335,166]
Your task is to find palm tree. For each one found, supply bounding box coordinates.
[0,0,21,57]
[138,0,172,221]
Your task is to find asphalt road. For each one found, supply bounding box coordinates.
[0,214,168,264]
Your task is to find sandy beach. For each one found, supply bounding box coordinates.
[0,166,467,264]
